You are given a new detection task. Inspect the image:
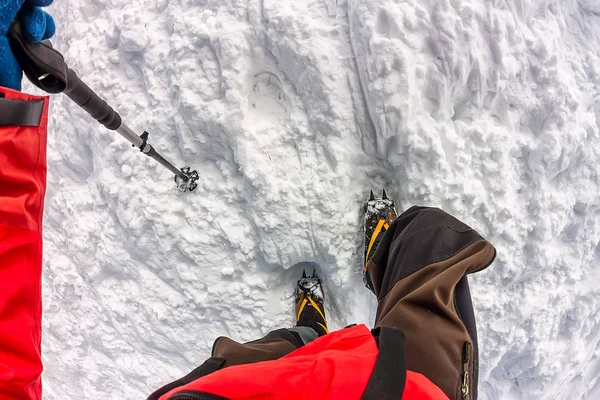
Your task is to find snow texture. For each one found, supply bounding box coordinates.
[33,0,600,399]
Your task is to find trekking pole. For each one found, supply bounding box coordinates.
[7,20,199,192]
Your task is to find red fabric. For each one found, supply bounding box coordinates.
[0,86,48,400]
[161,324,448,400]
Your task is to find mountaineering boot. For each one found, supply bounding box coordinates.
[364,189,397,292]
[295,270,329,337]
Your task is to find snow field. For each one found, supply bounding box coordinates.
[36,0,600,398]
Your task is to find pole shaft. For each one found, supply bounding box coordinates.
[144,145,188,179]
[116,123,144,147]
[117,124,188,181]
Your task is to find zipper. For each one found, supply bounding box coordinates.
[461,341,471,400]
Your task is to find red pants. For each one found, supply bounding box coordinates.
[0,86,49,399]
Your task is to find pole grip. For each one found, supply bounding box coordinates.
[7,19,121,130]
[64,69,121,130]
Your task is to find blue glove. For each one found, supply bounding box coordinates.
[0,0,55,91]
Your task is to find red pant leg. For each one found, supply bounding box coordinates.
[0,86,49,399]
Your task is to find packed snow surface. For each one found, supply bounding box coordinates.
[36,0,600,398]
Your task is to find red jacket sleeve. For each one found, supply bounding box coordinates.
[0,86,49,399]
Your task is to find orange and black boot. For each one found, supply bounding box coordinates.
[363,189,397,292]
[295,270,329,337]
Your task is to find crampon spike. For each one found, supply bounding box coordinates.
[382,189,388,200]
[174,167,200,192]
[369,190,375,201]
[302,270,307,278]
[312,269,318,279]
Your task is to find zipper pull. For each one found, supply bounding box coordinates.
[461,370,469,399]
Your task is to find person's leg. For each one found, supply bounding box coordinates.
[211,327,317,368]
[367,206,496,400]
[0,88,49,400]
[208,269,326,368]
[147,326,318,400]
[288,326,319,345]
